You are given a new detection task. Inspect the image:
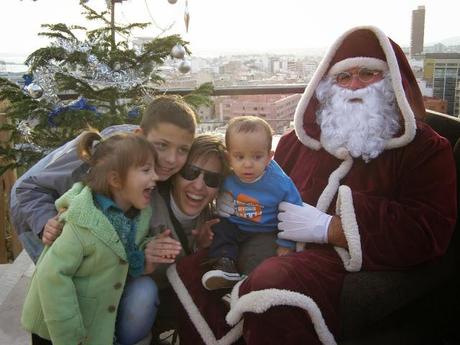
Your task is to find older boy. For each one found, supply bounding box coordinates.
[201,116,303,290]
[11,95,196,262]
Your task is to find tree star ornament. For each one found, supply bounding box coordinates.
[171,44,186,59]
[26,83,44,99]
[178,59,191,74]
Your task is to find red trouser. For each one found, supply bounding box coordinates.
[172,246,347,345]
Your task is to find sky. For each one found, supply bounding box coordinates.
[1,0,460,61]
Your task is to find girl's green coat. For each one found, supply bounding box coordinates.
[21,182,152,345]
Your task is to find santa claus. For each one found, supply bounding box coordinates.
[166,26,457,345]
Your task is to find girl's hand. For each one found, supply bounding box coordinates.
[192,218,219,249]
[144,229,182,274]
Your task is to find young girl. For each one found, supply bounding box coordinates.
[21,131,173,345]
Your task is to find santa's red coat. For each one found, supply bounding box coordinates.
[167,26,457,345]
[168,120,456,345]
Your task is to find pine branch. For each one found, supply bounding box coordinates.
[80,2,112,26]
[140,35,190,65]
[25,47,67,70]
[183,82,215,110]
[39,23,83,40]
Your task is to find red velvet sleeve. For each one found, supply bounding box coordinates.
[352,128,457,270]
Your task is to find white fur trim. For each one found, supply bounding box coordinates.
[166,265,243,345]
[316,155,354,212]
[327,57,388,76]
[226,288,337,345]
[334,185,362,271]
[230,279,245,308]
[294,25,417,151]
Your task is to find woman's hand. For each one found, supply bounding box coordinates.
[192,218,219,250]
[144,229,182,274]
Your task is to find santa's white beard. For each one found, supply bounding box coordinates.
[315,75,400,162]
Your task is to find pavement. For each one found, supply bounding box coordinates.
[0,250,34,345]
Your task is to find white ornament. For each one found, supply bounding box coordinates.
[26,83,44,99]
[171,44,186,59]
[178,59,191,74]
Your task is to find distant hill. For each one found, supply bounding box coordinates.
[427,36,460,47]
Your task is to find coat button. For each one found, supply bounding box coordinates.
[119,258,127,265]
[108,305,116,313]
[114,282,122,289]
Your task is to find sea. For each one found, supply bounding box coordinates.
[2,63,28,73]
[0,55,28,76]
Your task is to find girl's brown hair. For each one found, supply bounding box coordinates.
[78,129,156,196]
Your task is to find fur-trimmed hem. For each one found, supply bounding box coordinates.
[226,287,337,345]
[334,185,362,271]
[168,264,337,345]
[316,155,354,212]
[166,265,243,345]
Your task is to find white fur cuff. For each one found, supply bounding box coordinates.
[334,185,363,271]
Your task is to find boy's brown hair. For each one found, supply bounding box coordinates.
[225,116,274,151]
[78,130,156,196]
[140,95,197,134]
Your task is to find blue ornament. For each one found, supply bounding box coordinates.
[22,74,33,86]
[48,97,98,126]
[128,107,140,118]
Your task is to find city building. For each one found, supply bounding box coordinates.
[423,53,460,116]
[214,93,301,134]
[410,5,425,58]
[423,96,448,114]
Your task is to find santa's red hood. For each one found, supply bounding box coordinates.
[294,26,425,159]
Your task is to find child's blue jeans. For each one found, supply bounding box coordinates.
[115,275,159,345]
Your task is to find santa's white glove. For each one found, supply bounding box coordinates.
[216,192,235,218]
[278,202,332,244]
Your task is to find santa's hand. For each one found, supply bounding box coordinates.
[216,192,234,218]
[278,202,332,244]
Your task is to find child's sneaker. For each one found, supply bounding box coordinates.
[201,257,242,290]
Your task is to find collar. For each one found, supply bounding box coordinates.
[95,193,140,218]
[94,193,121,212]
[170,192,200,224]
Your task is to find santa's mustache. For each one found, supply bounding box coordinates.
[328,80,386,104]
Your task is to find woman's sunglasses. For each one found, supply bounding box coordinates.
[179,164,222,188]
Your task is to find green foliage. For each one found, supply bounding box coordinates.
[0,1,213,176]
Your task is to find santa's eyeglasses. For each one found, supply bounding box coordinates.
[179,164,222,188]
[334,68,383,87]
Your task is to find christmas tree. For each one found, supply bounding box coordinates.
[0,0,212,176]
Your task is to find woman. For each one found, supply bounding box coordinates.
[136,134,230,341]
